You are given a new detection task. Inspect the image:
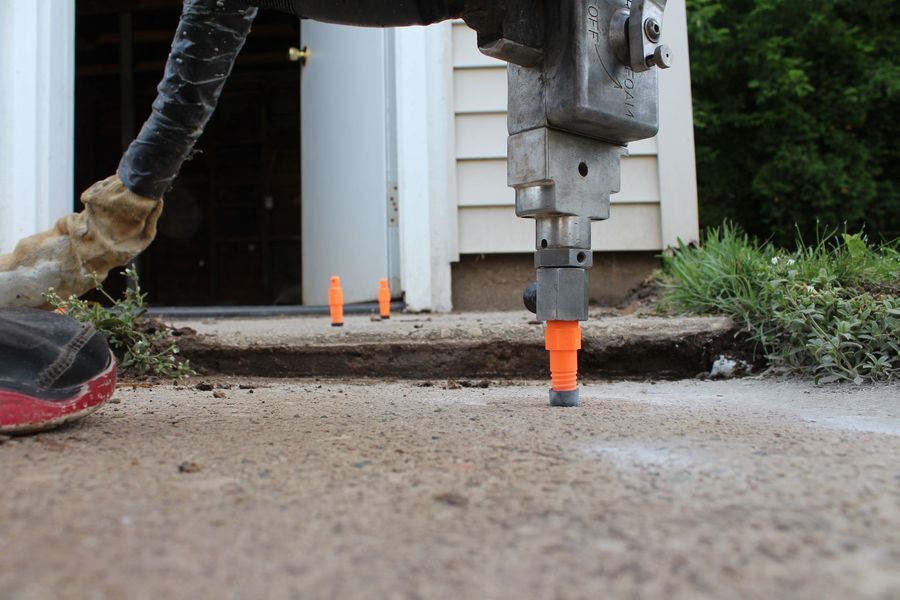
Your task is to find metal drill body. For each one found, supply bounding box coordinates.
[489,0,670,322]
[478,0,671,403]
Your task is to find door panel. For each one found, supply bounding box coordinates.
[301,22,391,305]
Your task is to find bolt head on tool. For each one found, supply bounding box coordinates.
[648,45,673,69]
[549,388,580,407]
[644,18,662,42]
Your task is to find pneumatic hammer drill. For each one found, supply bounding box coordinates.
[481,0,672,405]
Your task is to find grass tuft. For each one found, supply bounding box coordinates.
[659,223,899,383]
[45,266,193,380]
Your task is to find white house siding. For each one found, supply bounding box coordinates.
[0,0,75,254]
[449,0,698,256]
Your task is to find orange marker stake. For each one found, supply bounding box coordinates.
[377,278,391,319]
[329,276,344,327]
[545,320,581,407]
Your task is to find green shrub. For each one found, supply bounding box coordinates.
[687,0,900,245]
[659,223,899,383]
[45,266,193,380]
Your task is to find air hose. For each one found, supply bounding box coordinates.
[117,0,258,200]
[117,0,478,199]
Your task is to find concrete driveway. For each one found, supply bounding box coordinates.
[1,378,898,599]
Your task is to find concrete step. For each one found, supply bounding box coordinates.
[169,311,738,380]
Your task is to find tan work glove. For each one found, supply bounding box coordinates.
[0,175,162,308]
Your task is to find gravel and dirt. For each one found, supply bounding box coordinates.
[1,377,898,599]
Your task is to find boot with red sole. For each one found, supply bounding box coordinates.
[0,308,116,434]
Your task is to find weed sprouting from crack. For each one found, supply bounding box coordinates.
[45,266,193,380]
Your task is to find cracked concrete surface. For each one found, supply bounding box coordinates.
[1,378,898,599]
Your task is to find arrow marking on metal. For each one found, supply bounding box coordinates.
[595,45,622,89]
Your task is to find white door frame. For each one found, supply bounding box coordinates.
[394,24,457,313]
[0,0,75,254]
[656,0,699,248]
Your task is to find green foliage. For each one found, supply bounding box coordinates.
[687,0,900,245]
[45,266,193,380]
[659,223,900,383]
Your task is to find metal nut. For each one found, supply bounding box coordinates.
[644,18,662,43]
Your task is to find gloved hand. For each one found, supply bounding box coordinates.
[0,176,162,308]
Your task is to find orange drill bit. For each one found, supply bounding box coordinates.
[545,320,581,406]
[377,278,391,319]
[328,276,344,327]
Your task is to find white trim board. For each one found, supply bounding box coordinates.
[394,23,457,312]
[0,0,75,253]
[657,0,700,247]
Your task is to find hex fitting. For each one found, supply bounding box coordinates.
[536,268,589,322]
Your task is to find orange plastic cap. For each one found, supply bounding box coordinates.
[377,278,391,318]
[545,320,581,391]
[328,275,344,326]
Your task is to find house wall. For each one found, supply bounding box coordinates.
[395,24,457,312]
[0,0,75,254]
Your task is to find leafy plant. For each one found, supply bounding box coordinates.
[659,223,899,383]
[45,266,193,379]
[687,0,900,245]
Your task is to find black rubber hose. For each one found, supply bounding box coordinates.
[117,0,257,199]
[117,0,480,199]
[240,0,466,26]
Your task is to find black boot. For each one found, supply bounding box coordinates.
[0,308,116,434]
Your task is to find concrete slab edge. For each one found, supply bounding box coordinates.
[177,324,743,380]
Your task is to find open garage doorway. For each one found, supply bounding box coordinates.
[75,0,302,306]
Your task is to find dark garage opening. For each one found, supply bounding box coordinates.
[75,0,302,306]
